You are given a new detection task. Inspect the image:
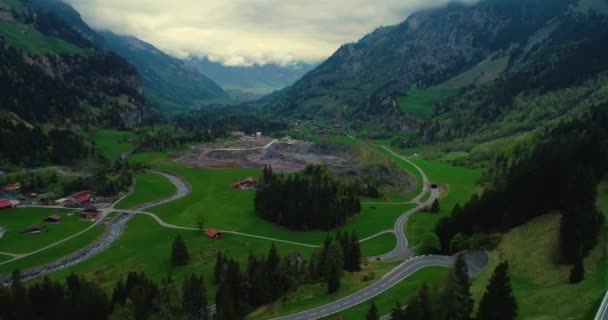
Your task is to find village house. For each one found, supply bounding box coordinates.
[205,229,223,239]
[24,225,45,234]
[68,191,91,204]
[231,177,257,189]
[44,214,62,223]
[0,199,13,211]
[81,205,99,220]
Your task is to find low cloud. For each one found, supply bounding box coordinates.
[65,0,478,66]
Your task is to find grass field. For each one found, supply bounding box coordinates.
[361,233,397,257]
[92,129,137,160]
[247,261,401,319]
[50,215,315,295]
[333,267,449,319]
[129,151,417,245]
[405,158,482,252]
[470,213,607,320]
[396,86,457,119]
[0,208,92,254]
[0,224,104,275]
[0,254,10,263]
[0,20,86,55]
[114,172,177,210]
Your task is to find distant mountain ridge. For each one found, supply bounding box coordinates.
[186,56,315,100]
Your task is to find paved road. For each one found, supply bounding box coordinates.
[0,170,191,282]
[369,146,439,261]
[595,290,608,320]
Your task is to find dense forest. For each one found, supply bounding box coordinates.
[0,270,209,320]
[435,105,608,280]
[255,165,361,230]
[214,234,361,319]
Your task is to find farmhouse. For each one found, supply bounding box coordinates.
[68,191,91,204]
[24,225,44,234]
[0,199,13,210]
[44,214,62,223]
[231,177,257,189]
[205,229,223,239]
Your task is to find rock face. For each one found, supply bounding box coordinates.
[265,0,577,131]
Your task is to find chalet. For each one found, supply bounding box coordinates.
[68,191,91,204]
[2,183,20,191]
[24,225,44,234]
[231,177,257,189]
[44,214,62,223]
[0,199,13,211]
[81,206,99,220]
[205,229,223,239]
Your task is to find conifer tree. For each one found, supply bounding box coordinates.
[182,274,208,320]
[214,251,224,284]
[366,300,379,320]
[171,235,189,266]
[477,262,517,320]
[327,264,341,294]
[439,254,472,320]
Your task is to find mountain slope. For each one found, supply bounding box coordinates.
[0,0,153,166]
[186,56,314,100]
[100,31,230,112]
[264,0,579,130]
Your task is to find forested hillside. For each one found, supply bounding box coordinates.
[100,32,230,112]
[264,0,578,130]
[0,0,154,166]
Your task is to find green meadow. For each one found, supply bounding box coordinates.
[114,172,177,210]
[0,20,86,55]
[360,233,397,257]
[334,267,449,319]
[396,86,457,119]
[0,254,10,263]
[471,213,607,320]
[0,207,92,254]
[50,214,315,295]
[0,224,104,275]
[92,129,137,160]
[405,158,482,251]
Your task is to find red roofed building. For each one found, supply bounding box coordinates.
[68,191,91,204]
[0,199,13,210]
[205,229,223,239]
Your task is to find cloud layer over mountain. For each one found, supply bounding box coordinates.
[65,0,477,66]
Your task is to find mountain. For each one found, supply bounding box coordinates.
[264,0,603,135]
[100,32,230,112]
[186,56,314,101]
[0,0,154,166]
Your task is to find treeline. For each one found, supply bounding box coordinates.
[435,106,608,281]
[255,165,361,230]
[68,157,149,196]
[214,234,362,319]
[377,256,517,320]
[0,271,209,320]
[133,126,213,152]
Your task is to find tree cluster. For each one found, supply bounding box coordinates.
[386,255,517,320]
[213,244,304,319]
[308,232,362,293]
[435,106,608,278]
[0,271,209,320]
[255,165,362,230]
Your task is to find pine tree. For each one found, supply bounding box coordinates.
[327,264,341,294]
[402,284,433,320]
[214,251,224,284]
[431,199,440,213]
[569,256,584,284]
[171,235,190,266]
[350,232,362,272]
[366,300,379,320]
[439,254,472,320]
[266,242,280,272]
[153,277,182,320]
[182,274,208,320]
[477,262,517,320]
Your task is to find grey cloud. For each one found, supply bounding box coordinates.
[64,0,478,66]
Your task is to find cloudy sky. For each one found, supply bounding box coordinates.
[64,0,477,66]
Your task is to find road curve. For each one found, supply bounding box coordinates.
[0,170,191,282]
